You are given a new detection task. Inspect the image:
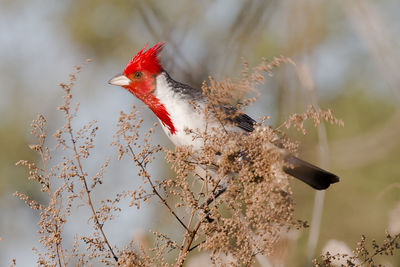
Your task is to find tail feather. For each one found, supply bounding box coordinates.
[283,155,339,190]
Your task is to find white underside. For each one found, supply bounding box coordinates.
[154,73,209,150]
[153,73,287,184]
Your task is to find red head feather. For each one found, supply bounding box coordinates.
[124,42,165,76]
[121,42,176,135]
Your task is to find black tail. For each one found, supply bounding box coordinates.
[283,155,339,190]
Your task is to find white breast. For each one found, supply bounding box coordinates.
[154,74,207,150]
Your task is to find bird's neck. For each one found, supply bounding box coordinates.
[145,92,176,135]
[131,71,177,135]
[152,71,196,136]
[149,71,202,136]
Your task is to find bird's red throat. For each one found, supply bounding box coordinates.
[125,84,176,135]
[145,94,176,135]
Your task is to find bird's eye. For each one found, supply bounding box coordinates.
[133,71,142,79]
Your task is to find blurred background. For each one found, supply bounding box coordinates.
[1,0,399,266]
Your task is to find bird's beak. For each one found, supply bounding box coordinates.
[108,73,131,86]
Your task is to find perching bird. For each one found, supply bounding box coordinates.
[109,42,339,190]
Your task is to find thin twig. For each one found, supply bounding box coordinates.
[177,180,225,266]
[54,224,66,267]
[38,126,66,267]
[188,242,201,252]
[127,144,190,232]
[199,185,226,210]
[67,119,118,262]
[360,234,400,265]
[177,219,203,267]
[178,178,209,263]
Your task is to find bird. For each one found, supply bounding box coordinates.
[108,42,339,190]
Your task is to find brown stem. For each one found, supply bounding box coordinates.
[360,234,400,265]
[126,137,224,266]
[39,130,66,267]
[127,144,189,232]
[54,224,66,267]
[188,242,201,252]
[67,124,118,262]
[177,220,203,267]
[177,181,224,266]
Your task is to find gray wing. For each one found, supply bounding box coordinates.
[232,113,256,132]
[222,106,256,132]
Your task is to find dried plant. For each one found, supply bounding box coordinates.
[16,58,346,266]
[15,63,118,266]
[314,233,400,267]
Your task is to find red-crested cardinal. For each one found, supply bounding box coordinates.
[109,42,339,190]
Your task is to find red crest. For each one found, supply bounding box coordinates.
[124,42,165,76]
